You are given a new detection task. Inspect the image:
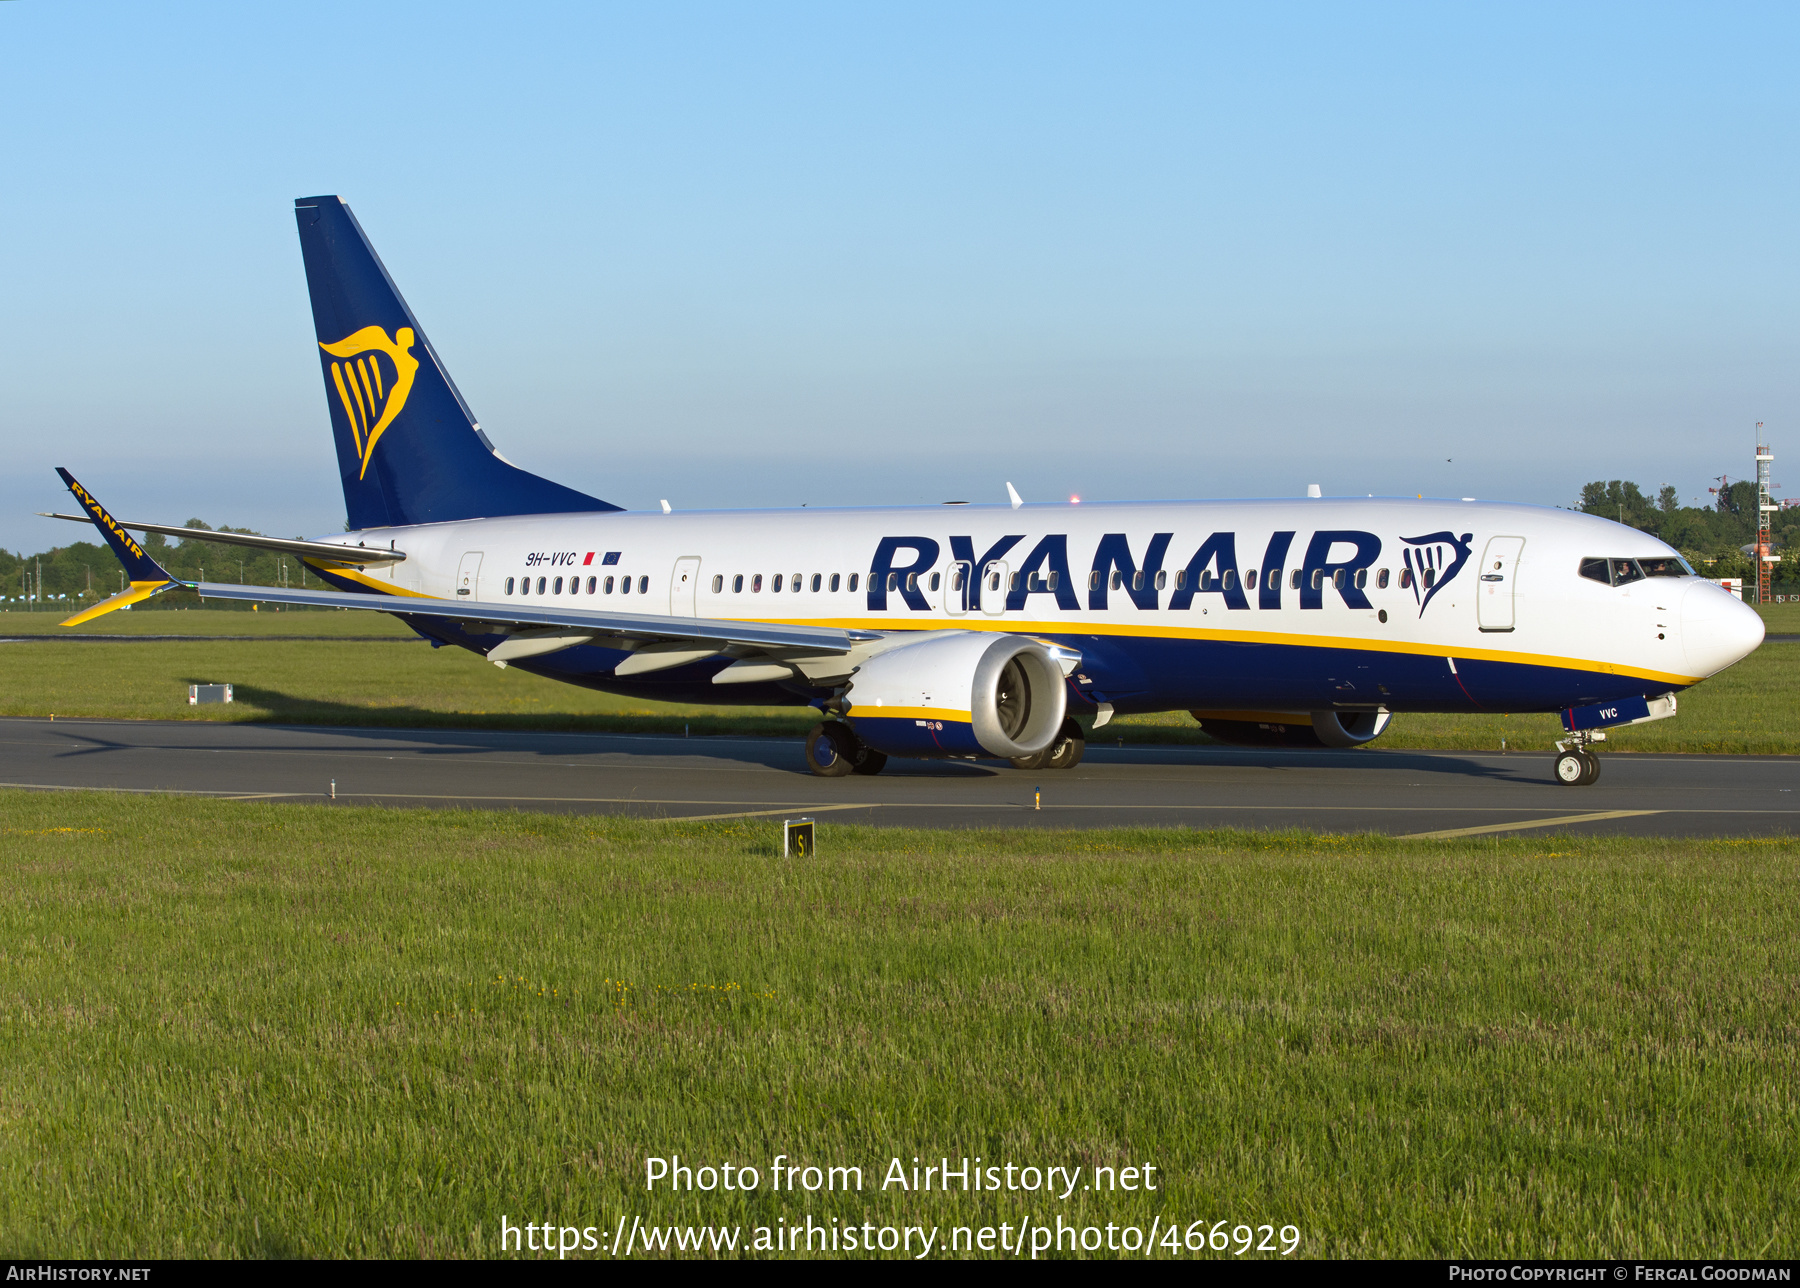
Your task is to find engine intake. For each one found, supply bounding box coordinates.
[846,633,1068,759]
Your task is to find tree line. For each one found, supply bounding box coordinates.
[0,521,318,611]
[3,482,1793,611]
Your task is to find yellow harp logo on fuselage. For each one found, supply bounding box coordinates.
[320,326,420,479]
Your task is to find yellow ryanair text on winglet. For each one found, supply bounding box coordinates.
[65,477,148,563]
[319,325,420,479]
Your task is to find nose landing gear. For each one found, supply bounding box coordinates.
[1552,731,1603,786]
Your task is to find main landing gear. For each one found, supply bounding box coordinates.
[804,721,888,778]
[1552,731,1603,787]
[1008,718,1086,771]
[801,717,1090,777]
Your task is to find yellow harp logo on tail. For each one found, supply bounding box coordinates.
[320,326,421,479]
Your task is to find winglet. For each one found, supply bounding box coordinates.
[52,468,182,625]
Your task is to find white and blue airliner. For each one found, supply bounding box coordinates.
[48,196,1765,787]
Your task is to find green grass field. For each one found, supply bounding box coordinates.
[1,789,1793,1258]
[3,608,1796,753]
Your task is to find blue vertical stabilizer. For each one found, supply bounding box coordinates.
[294,196,621,529]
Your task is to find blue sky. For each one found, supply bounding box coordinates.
[2,2,1796,549]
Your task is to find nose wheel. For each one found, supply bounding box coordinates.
[1552,732,1603,786]
[1553,750,1600,786]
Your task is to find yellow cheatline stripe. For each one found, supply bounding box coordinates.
[330,363,363,450]
[1400,810,1662,840]
[58,580,175,627]
[298,561,437,599]
[731,614,1701,687]
[846,706,973,723]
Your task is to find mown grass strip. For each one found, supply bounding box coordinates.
[0,789,1794,1259]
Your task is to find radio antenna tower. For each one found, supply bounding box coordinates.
[1756,423,1775,604]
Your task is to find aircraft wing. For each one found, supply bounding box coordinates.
[38,509,407,563]
[185,579,872,655]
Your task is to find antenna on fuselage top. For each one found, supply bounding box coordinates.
[1006,482,1023,509]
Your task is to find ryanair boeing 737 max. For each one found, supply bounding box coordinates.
[45,196,1765,786]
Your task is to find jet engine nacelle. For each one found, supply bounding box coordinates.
[846,632,1068,759]
[1192,709,1391,749]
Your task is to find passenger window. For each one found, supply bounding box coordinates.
[1049,571,1060,590]
[1010,572,1021,590]
[951,569,964,591]
[1154,570,1166,590]
[732,574,743,593]
[1377,568,1389,589]
[1089,571,1101,590]
[886,573,898,592]
[1200,570,1214,590]
[906,573,918,592]
[1132,571,1144,591]
[1578,558,1610,585]
[1423,568,1436,589]
[752,574,762,592]
[1223,569,1237,591]
[812,573,822,592]
[552,576,562,594]
[849,574,859,591]
[1353,569,1366,590]
[586,576,596,594]
[990,573,1000,592]
[505,576,515,595]
[1246,569,1258,590]
[1400,568,1413,589]
[712,575,723,593]
[773,574,784,593]
[930,572,941,591]
[1611,559,1644,586]
[605,576,615,593]
[570,578,580,595]
[1290,569,1301,590]
[620,576,630,595]
[536,577,547,595]
[1174,569,1186,590]
[830,573,841,592]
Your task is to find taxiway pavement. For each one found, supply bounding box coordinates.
[0,718,1793,837]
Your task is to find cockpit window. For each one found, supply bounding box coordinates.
[1580,556,1694,587]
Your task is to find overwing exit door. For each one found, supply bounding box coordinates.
[980,561,1010,617]
[1477,536,1524,632]
[670,557,702,615]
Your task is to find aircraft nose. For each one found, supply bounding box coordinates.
[1681,581,1765,677]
